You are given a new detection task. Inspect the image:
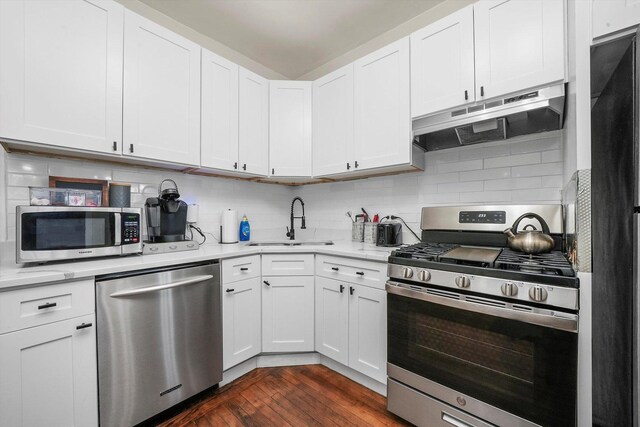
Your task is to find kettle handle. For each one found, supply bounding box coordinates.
[511,213,551,234]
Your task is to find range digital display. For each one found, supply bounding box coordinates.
[459,211,506,224]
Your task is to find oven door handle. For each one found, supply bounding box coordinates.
[386,281,578,333]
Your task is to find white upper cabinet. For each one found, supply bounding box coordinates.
[201,49,239,172]
[123,10,201,166]
[313,65,354,176]
[474,0,565,100]
[0,0,124,154]
[592,0,640,39]
[269,81,313,177]
[410,5,475,118]
[239,68,269,176]
[354,38,411,171]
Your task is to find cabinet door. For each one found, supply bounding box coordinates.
[0,314,98,427]
[313,65,354,176]
[262,276,314,352]
[269,81,313,177]
[315,277,349,365]
[222,277,261,370]
[123,10,201,166]
[201,49,239,171]
[593,0,640,39]
[474,0,565,100]
[0,0,123,154]
[354,38,411,171]
[348,284,387,383]
[410,5,475,117]
[239,67,269,176]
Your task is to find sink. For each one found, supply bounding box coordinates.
[246,240,334,247]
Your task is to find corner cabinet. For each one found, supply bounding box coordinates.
[353,38,412,172]
[239,68,270,176]
[262,255,315,352]
[269,81,313,178]
[0,0,124,154]
[0,279,98,427]
[123,10,201,166]
[313,65,355,176]
[201,49,239,172]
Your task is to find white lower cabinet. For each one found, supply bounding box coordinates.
[222,276,262,370]
[0,313,98,427]
[262,275,315,352]
[315,276,387,384]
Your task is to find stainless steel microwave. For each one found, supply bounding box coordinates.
[16,206,143,263]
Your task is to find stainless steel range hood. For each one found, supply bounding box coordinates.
[412,84,566,151]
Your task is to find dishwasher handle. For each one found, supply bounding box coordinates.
[109,274,214,298]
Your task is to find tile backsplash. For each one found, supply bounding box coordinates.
[294,131,565,244]
[1,130,564,244]
[1,151,295,243]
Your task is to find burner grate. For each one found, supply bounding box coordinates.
[495,249,575,277]
[392,243,458,261]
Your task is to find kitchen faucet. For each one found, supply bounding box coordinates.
[286,197,306,240]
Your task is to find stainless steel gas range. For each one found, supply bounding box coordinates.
[385,205,579,427]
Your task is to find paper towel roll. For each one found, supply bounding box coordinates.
[221,209,238,244]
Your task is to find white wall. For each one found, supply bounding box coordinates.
[295,131,564,243]
[0,149,294,242]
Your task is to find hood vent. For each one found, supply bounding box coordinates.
[413,84,565,151]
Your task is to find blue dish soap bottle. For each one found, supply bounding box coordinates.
[239,214,250,241]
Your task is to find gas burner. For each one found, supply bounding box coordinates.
[495,249,575,277]
[392,243,459,261]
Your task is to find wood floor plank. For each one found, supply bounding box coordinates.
[156,364,411,427]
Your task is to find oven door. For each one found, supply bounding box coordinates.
[18,207,121,262]
[386,282,578,427]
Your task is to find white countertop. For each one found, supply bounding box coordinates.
[0,240,395,290]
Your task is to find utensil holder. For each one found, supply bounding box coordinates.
[364,223,378,244]
[352,222,364,242]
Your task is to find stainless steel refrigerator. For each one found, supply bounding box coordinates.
[591,31,639,427]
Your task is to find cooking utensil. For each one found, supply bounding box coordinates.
[361,208,369,222]
[503,213,555,254]
[346,211,355,222]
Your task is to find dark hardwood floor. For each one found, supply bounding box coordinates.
[158,364,412,426]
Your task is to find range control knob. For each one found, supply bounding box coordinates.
[455,276,471,288]
[529,286,548,302]
[418,270,431,282]
[501,282,518,296]
[402,267,414,279]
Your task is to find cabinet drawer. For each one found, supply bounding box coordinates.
[0,279,95,334]
[262,254,314,276]
[316,255,387,290]
[222,255,261,284]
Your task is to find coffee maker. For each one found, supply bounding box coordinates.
[145,179,188,243]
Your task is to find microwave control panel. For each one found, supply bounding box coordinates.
[122,213,140,244]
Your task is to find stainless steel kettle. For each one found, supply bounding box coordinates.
[503,213,555,254]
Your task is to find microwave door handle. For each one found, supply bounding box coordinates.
[114,213,121,246]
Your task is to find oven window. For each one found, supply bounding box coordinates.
[388,293,577,427]
[21,212,115,250]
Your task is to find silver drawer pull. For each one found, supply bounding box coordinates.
[38,302,57,310]
[442,412,473,427]
[110,275,213,297]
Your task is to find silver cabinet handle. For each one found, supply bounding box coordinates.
[110,275,214,297]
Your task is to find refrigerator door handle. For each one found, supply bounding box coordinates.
[634,213,640,427]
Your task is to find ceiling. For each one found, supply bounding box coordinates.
[138,0,447,79]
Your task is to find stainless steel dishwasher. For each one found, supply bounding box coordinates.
[96,261,222,427]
